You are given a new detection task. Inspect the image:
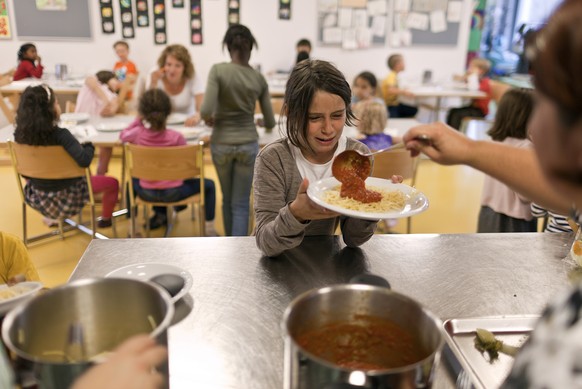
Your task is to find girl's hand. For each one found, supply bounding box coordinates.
[289,178,340,223]
[184,114,200,127]
[36,55,42,63]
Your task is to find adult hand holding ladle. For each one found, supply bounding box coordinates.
[331,134,431,181]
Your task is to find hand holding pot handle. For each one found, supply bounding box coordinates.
[349,274,391,289]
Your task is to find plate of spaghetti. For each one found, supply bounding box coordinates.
[307,177,429,220]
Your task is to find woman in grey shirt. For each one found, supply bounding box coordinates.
[201,24,275,236]
[253,60,380,257]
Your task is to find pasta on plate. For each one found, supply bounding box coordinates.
[323,186,407,213]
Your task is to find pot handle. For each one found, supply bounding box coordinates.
[349,274,391,289]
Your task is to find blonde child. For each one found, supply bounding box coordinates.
[120,89,217,234]
[477,88,536,232]
[446,57,492,129]
[381,54,417,118]
[354,100,398,150]
[13,43,43,81]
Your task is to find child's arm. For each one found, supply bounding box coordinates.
[57,128,95,167]
[119,117,143,143]
[85,76,119,116]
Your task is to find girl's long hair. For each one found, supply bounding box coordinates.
[14,85,58,145]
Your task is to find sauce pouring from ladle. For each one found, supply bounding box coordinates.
[331,134,431,181]
[330,135,431,204]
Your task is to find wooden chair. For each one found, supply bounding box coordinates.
[125,142,206,238]
[65,101,76,113]
[0,90,15,124]
[7,141,107,245]
[370,149,419,234]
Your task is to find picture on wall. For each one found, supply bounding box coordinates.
[100,0,115,34]
[136,0,149,27]
[119,0,135,38]
[279,0,291,20]
[36,0,67,11]
[190,0,203,45]
[153,0,167,45]
[228,0,240,26]
[0,0,12,39]
[317,0,388,49]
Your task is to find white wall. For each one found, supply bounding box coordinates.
[1,0,473,87]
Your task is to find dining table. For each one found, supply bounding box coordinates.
[68,232,576,388]
[0,115,421,148]
[403,83,487,122]
[0,77,85,111]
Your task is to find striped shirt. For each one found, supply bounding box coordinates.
[531,203,573,233]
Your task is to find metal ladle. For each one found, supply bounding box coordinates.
[331,135,431,181]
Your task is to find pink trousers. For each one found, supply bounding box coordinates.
[90,175,119,219]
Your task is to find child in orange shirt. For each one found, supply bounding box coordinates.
[112,41,138,101]
[446,58,492,130]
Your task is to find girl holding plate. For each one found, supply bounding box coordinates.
[253,60,401,257]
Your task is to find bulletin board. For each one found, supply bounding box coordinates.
[317,0,389,50]
[391,0,462,47]
[13,0,92,40]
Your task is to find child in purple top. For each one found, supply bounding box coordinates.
[354,100,399,150]
[120,89,217,234]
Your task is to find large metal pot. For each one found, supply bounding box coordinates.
[283,275,444,389]
[1,277,174,389]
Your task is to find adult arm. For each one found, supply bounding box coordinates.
[404,122,571,214]
[71,335,167,389]
[56,128,95,167]
[85,76,118,117]
[199,66,218,125]
[258,78,276,130]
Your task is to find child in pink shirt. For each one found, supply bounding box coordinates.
[120,89,217,234]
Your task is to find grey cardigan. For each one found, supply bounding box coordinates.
[253,137,377,257]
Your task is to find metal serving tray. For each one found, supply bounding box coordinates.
[443,315,539,389]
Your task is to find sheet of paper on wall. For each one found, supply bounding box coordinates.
[323,27,343,44]
[352,9,368,28]
[371,15,386,37]
[318,0,339,13]
[394,12,407,31]
[356,27,372,48]
[323,13,338,27]
[411,0,431,13]
[342,28,358,49]
[338,8,352,28]
[395,0,410,12]
[367,0,387,16]
[406,12,429,31]
[430,10,447,33]
[340,0,366,8]
[391,32,401,47]
[430,0,448,12]
[447,1,463,22]
[401,29,412,46]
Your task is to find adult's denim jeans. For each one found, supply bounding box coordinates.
[132,178,216,221]
[211,142,258,236]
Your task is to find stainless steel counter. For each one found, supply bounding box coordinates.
[69,233,575,388]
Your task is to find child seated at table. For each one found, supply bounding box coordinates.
[120,89,217,235]
[351,71,384,106]
[530,203,573,233]
[75,70,120,176]
[13,43,43,81]
[477,88,536,233]
[14,85,119,228]
[446,57,492,130]
[253,60,404,257]
[381,54,417,118]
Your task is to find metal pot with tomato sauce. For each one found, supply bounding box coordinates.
[283,275,444,389]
